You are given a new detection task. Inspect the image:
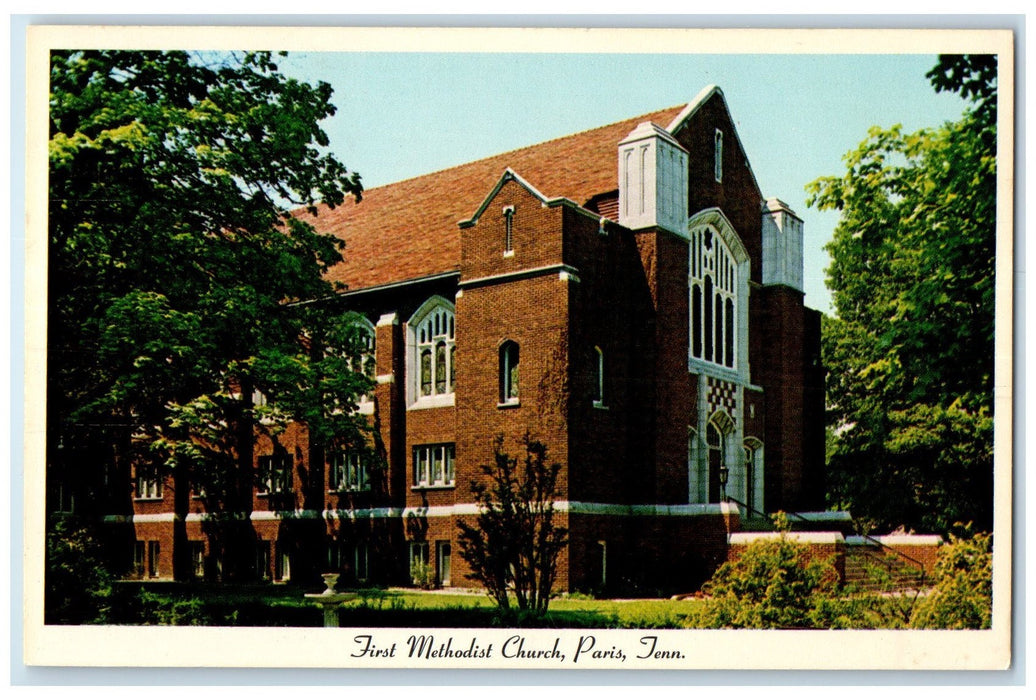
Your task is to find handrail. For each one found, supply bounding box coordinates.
[724,495,927,587]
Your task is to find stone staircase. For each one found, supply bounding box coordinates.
[844,542,927,593]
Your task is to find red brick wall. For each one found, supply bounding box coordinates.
[750,285,825,512]
[673,94,763,282]
[728,537,846,583]
[567,511,738,595]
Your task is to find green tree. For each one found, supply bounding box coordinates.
[457,436,569,615]
[48,50,366,580]
[45,514,114,624]
[807,55,997,534]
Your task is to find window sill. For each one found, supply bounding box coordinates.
[411,484,456,492]
[134,497,164,502]
[329,488,372,495]
[497,400,520,409]
[592,401,609,411]
[256,492,293,498]
[503,250,515,258]
[408,394,456,411]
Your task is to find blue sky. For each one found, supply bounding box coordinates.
[276,50,971,315]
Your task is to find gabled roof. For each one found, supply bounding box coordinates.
[297,104,685,292]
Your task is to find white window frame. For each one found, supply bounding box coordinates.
[406,297,456,409]
[190,541,206,579]
[499,340,520,406]
[329,450,370,493]
[409,541,430,583]
[412,443,456,489]
[133,541,146,577]
[135,465,163,500]
[690,224,740,371]
[257,454,293,495]
[147,540,160,578]
[503,205,516,256]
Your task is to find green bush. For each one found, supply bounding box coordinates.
[691,513,844,629]
[135,590,213,626]
[409,560,436,590]
[910,530,992,629]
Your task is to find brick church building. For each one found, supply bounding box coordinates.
[112,85,827,594]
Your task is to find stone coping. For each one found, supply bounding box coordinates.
[845,534,943,546]
[729,531,844,545]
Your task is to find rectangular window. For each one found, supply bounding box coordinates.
[256,541,271,580]
[147,541,160,578]
[437,541,452,587]
[327,540,346,572]
[329,451,370,492]
[412,444,455,488]
[134,541,146,577]
[190,541,206,579]
[275,545,291,582]
[135,465,163,500]
[355,543,369,583]
[409,541,430,585]
[257,454,292,495]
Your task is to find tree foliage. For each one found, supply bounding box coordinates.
[45,514,114,624]
[807,55,997,534]
[48,50,367,572]
[457,436,569,615]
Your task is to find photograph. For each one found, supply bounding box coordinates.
[22,24,1014,671]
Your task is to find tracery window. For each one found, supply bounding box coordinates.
[409,297,456,406]
[690,225,737,369]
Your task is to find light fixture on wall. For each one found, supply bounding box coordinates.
[718,464,729,502]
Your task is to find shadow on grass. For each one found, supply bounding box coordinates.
[341,588,619,629]
[105,582,622,629]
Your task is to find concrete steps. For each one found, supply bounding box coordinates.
[844,543,927,593]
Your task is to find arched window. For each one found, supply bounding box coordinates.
[499,340,519,405]
[339,314,376,411]
[690,224,738,370]
[706,411,734,504]
[706,422,725,504]
[408,297,456,407]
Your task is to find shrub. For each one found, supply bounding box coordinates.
[409,559,436,590]
[910,530,992,629]
[691,513,843,629]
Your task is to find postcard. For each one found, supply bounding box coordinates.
[20,23,1014,672]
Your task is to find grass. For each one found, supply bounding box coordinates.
[110,581,705,628]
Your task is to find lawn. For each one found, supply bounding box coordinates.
[111,582,705,629]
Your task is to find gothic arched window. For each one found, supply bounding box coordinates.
[408,297,456,407]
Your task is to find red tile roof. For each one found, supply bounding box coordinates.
[298,105,687,292]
